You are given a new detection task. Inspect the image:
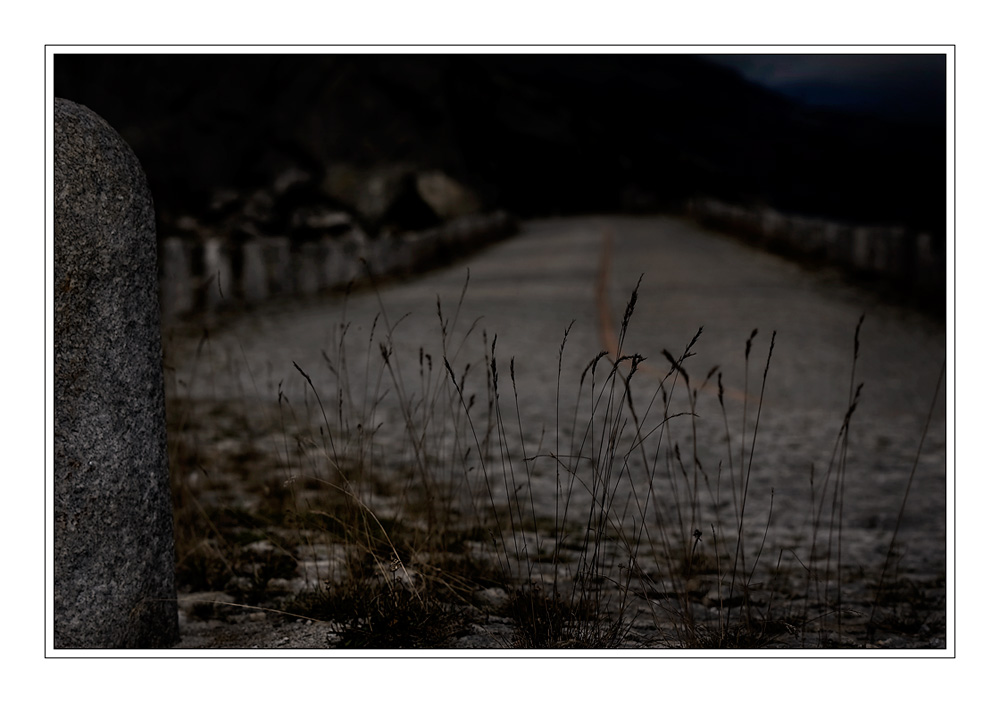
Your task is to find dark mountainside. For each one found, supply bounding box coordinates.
[53,54,945,239]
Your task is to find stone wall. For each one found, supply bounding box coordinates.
[687,199,946,306]
[159,211,517,322]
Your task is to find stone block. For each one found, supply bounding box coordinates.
[263,237,292,295]
[293,241,322,295]
[203,238,232,309]
[159,237,193,319]
[240,239,268,302]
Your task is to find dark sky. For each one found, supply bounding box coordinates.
[703,54,947,124]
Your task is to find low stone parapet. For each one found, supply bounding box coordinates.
[688,199,945,305]
[159,211,517,322]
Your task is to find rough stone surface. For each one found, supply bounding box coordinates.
[53,98,179,648]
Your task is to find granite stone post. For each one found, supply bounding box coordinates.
[159,237,194,320]
[53,98,179,648]
[203,238,232,309]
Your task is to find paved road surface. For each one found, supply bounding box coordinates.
[165,215,948,580]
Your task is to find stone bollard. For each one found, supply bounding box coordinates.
[159,237,194,320]
[53,98,179,648]
[241,239,269,302]
[203,238,233,310]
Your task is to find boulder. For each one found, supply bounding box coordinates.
[53,98,179,648]
[416,170,481,220]
[351,166,441,234]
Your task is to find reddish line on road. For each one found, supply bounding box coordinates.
[595,227,749,402]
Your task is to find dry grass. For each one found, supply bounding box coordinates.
[165,270,945,649]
